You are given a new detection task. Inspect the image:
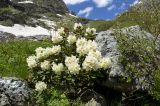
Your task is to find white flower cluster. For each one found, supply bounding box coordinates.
[67,35,77,44]
[65,55,80,75]
[57,27,65,35]
[74,23,83,30]
[41,60,50,70]
[99,57,112,69]
[27,22,112,76]
[76,38,88,56]
[26,55,38,69]
[52,62,64,75]
[52,32,63,44]
[76,38,98,56]
[86,27,96,35]
[35,81,47,91]
[82,50,112,71]
[27,46,61,69]
[35,46,61,59]
[87,40,97,51]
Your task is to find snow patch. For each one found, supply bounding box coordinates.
[0,24,55,37]
[69,13,78,18]
[56,14,63,17]
[18,0,33,4]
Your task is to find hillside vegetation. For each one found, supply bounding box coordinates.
[88,0,160,36]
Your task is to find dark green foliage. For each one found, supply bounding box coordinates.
[115,32,157,88]
[152,68,160,100]
[0,19,14,26]
[35,88,84,106]
[0,7,12,15]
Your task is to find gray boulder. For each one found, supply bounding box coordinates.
[0,94,10,106]
[0,31,16,42]
[0,77,32,106]
[95,25,157,92]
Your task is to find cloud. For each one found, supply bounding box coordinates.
[120,3,126,10]
[63,0,88,5]
[78,7,94,18]
[92,0,113,8]
[115,12,119,16]
[131,0,142,6]
[107,5,116,11]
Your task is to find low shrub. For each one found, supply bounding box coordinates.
[115,30,160,101]
[27,23,112,103]
[34,87,84,106]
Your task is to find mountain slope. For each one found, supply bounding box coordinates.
[88,0,160,35]
[0,0,80,37]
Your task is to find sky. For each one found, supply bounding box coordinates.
[63,0,140,20]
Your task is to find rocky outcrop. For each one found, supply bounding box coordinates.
[1,0,69,14]
[0,77,32,106]
[95,25,158,92]
[0,0,69,27]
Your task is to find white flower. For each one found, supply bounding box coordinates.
[65,55,80,75]
[87,40,97,52]
[26,55,38,69]
[52,62,64,75]
[88,50,102,60]
[76,38,87,47]
[35,81,47,91]
[36,46,61,59]
[50,45,61,55]
[57,27,65,35]
[82,55,99,71]
[36,47,48,59]
[76,38,88,56]
[86,28,96,34]
[40,60,50,70]
[35,47,46,59]
[74,23,83,30]
[35,47,45,54]
[52,34,63,44]
[100,57,112,69]
[67,35,76,44]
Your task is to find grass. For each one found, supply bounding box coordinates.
[0,40,52,79]
[88,20,115,32]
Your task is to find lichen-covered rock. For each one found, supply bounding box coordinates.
[85,98,101,106]
[0,31,16,42]
[0,77,32,106]
[80,89,106,106]
[95,25,158,92]
[95,30,123,77]
[0,94,10,106]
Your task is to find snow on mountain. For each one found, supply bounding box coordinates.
[0,24,55,37]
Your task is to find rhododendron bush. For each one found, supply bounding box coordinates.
[27,23,112,93]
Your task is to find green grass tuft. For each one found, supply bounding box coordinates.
[0,40,52,79]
